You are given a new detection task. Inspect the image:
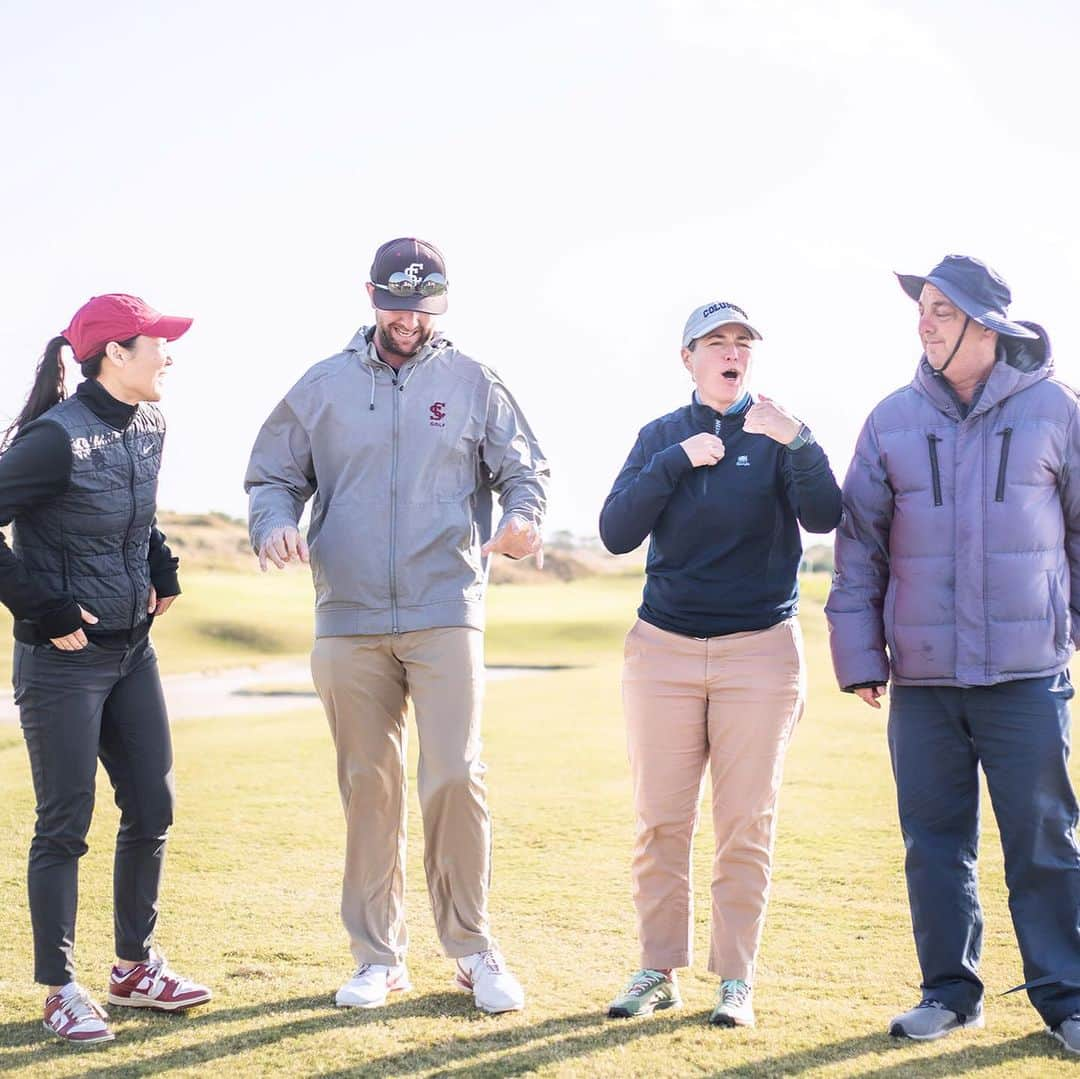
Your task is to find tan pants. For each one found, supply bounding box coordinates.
[622,617,805,981]
[310,628,492,966]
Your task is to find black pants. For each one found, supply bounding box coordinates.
[889,674,1080,1028]
[13,637,174,986]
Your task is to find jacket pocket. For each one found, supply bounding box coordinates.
[995,427,1013,503]
[883,577,900,672]
[927,435,943,507]
[1049,570,1070,655]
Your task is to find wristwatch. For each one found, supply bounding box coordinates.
[785,423,816,452]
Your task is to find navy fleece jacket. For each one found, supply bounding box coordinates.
[600,395,842,638]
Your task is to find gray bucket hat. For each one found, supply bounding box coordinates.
[895,254,1036,339]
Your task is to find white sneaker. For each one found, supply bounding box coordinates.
[335,963,411,1008]
[710,979,755,1027]
[454,949,525,1014]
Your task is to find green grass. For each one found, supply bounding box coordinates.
[0,571,1077,1076]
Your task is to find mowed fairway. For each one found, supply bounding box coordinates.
[1,570,1078,1076]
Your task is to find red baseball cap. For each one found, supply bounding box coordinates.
[62,294,193,363]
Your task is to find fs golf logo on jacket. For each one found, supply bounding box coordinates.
[429,402,447,427]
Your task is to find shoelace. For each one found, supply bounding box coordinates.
[136,952,182,996]
[628,970,666,997]
[56,986,107,1025]
[915,1000,946,1011]
[721,979,751,1007]
[475,950,506,975]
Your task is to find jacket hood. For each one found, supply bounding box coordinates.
[913,319,1053,419]
[344,325,451,366]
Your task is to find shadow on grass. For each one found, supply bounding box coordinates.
[850,1031,1064,1078]
[0,997,1068,1078]
[0,991,480,1074]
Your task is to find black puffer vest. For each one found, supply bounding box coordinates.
[12,397,164,631]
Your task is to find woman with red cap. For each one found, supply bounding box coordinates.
[0,295,211,1045]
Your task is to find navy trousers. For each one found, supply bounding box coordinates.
[14,637,174,986]
[888,674,1080,1027]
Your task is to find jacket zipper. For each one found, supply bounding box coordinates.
[389,370,400,634]
[927,434,943,507]
[995,427,1013,502]
[122,421,139,627]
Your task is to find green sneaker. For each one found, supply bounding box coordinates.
[607,969,681,1019]
[710,979,755,1027]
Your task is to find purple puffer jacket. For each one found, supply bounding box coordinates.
[826,325,1080,688]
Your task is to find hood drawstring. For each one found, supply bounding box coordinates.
[398,364,420,394]
[365,334,444,410]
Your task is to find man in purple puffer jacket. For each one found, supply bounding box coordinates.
[826,255,1080,1054]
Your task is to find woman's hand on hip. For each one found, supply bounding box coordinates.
[148,586,177,617]
[50,606,98,651]
[680,432,725,467]
[743,395,801,444]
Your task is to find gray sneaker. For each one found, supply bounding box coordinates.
[710,979,755,1027]
[889,1000,984,1040]
[607,969,681,1018]
[1048,1015,1080,1053]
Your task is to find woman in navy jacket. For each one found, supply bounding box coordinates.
[600,301,841,1027]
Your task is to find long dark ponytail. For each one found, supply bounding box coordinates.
[1,336,69,452]
[1,336,120,453]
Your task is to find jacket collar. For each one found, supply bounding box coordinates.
[345,325,450,373]
[75,379,139,431]
[912,321,1053,420]
[689,390,752,431]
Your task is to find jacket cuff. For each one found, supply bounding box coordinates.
[843,680,889,693]
[251,519,299,554]
[36,599,84,639]
[662,443,696,477]
[151,570,181,599]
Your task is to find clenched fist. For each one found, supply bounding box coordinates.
[481,514,544,568]
[680,432,725,468]
[743,394,801,445]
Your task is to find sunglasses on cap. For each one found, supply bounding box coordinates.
[373,272,448,298]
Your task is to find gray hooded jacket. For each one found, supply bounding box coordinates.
[245,328,549,637]
[826,325,1080,688]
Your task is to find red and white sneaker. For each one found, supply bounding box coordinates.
[107,951,212,1012]
[43,982,114,1045]
[335,963,412,1008]
[454,949,525,1014]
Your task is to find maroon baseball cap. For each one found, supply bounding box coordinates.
[62,294,193,363]
[369,237,449,314]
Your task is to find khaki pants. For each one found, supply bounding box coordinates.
[310,628,492,966]
[622,617,805,981]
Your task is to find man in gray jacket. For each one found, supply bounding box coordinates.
[245,237,548,1014]
[826,255,1080,1052]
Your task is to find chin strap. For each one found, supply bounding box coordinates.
[931,315,970,376]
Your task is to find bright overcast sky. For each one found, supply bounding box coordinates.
[1,0,1077,539]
